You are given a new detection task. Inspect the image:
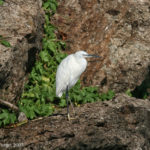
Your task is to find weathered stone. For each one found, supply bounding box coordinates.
[0,94,150,149]
[0,0,44,102]
[51,0,150,93]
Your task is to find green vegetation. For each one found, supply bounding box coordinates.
[0,35,11,47]
[0,0,115,127]
[18,0,64,120]
[0,0,4,5]
[125,89,132,97]
[0,109,16,126]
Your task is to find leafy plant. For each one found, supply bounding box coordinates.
[0,0,4,5]
[18,0,65,119]
[58,81,115,107]
[0,35,11,47]
[0,109,16,127]
[99,90,115,101]
[43,0,58,14]
[125,89,132,97]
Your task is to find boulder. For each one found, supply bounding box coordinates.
[51,0,150,93]
[0,94,150,149]
[0,0,44,102]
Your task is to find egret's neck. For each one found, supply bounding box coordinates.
[75,56,87,68]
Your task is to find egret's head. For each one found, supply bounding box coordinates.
[75,51,100,58]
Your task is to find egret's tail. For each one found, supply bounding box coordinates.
[56,91,63,98]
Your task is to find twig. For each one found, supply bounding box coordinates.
[0,99,19,112]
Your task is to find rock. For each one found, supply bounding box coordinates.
[0,0,44,102]
[51,0,150,93]
[0,94,150,149]
[18,112,28,123]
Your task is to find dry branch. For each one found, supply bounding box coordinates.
[0,99,19,112]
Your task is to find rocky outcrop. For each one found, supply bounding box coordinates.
[0,0,44,102]
[0,94,150,150]
[52,0,150,93]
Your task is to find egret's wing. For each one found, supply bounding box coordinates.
[56,55,72,97]
[56,54,87,97]
[68,56,87,87]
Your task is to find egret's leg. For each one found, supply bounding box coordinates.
[66,86,70,120]
[69,98,76,116]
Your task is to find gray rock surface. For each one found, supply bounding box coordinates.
[0,94,150,150]
[0,0,44,102]
[52,0,150,93]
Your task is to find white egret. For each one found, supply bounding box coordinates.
[56,51,100,120]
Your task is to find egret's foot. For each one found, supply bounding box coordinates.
[67,113,75,121]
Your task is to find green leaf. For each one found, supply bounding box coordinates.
[10,113,17,124]
[29,109,36,119]
[107,90,115,100]
[3,118,9,125]
[48,41,56,52]
[0,112,7,120]
[125,89,132,97]
[59,99,66,107]
[40,51,50,62]
[50,3,57,13]
[43,1,50,10]
[0,40,11,47]
[0,109,17,126]
[0,0,4,5]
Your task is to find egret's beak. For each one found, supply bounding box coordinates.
[87,54,101,58]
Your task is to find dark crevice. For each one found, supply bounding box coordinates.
[132,68,150,99]
[101,77,107,86]
[26,47,37,73]
[106,9,120,16]
[0,72,9,89]
[95,121,106,127]
[132,20,138,29]
[25,34,36,44]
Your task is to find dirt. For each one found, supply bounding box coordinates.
[0,94,150,150]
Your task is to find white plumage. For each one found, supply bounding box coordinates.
[55,50,100,120]
[56,51,88,97]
